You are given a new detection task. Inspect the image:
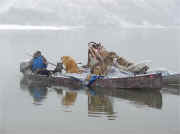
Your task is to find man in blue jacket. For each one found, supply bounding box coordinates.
[30,51,50,76]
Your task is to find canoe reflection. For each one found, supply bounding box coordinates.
[88,89,116,120]
[20,76,163,119]
[90,87,162,109]
[20,78,48,105]
[162,86,180,96]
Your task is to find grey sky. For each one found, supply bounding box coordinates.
[0,0,179,26]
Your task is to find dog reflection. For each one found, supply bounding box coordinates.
[62,91,77,106]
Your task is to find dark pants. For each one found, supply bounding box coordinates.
[37,70,50,76]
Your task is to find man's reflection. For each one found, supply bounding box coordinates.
[28,86,48,105]
[20,78,48,105]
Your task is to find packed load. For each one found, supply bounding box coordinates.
[87,42,149,76]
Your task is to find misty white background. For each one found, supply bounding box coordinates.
[0,0,179,27]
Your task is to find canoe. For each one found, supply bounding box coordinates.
[21,72,162,90]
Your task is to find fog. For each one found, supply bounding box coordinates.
[0,0,179,27]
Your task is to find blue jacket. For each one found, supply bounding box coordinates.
[32,56,47,72]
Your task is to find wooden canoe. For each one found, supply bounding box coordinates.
[21,73,162,90]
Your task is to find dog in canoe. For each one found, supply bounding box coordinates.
[61,56,82,73]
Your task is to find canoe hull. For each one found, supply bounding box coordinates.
[22,73,162,90]
[92,73,162,89]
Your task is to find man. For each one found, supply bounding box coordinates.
[30,51,50,76]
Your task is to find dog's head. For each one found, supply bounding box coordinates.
[61,56,71,64]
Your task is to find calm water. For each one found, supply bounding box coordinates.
[0,28,179,134]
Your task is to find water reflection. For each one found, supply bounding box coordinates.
[62,92,77,107]
[93,87,163,109]
[54,87,78,111]
[20,76,165,120]
[88,89,116,120]
[20,78,48,105]
[161,86,180,96]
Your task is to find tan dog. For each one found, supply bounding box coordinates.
[61,56,81,73]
